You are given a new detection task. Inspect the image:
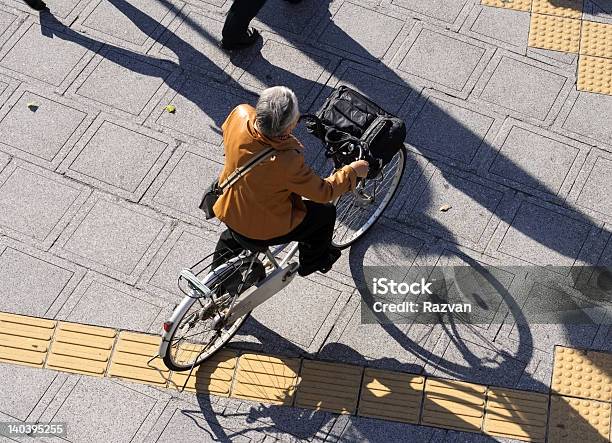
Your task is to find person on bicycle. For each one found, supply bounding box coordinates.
[213,86,369,277]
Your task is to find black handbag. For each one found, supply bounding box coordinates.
[304,85,406,178]
[199,147,275,220]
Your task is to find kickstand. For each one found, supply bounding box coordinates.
[147,348,209,394]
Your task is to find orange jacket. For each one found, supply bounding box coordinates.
[212,104,358,240]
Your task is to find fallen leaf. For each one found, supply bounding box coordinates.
[439,204,452,212]
[164,104,176,114]
[27,102,40,112]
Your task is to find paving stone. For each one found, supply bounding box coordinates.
[581,21,612,58]
[237,39,333,106]
[0,87,91,168]
[295,359,363,414]
[151,398,258,443]
[430,337,527,388]
[256,0,327,35]
[421,378,487,433]
[317,2,406,61]
[398,27,488,93]
[55,193,169,284]
[46,322,116,377]
[406,94,497,166]
[60,116,174,201]
[465,6,530,50]
[402,169,506,247]
[144,146,223,225]
[139,224,218,299]
[325,415,445,442]
[487,123,583,196]
[526,46,579,69]
[51,377,161,443]
[241,278,347,352]
[583,0,612,24]
[483,387,549,442]
[0,8,24,51]
[577,54,612,95]
[0,312,56,369]
[0,362,57,420]
[0,161,89,249]
[481,0,533,12]
[528,13,581,53]
[0,246,75,318]
[231,353,300,405]
[154,7,234,78]
[357,368,425,424]
[551,346,612,401]
[169,349,237,396]
[318,298,435,372]
[108,331,169,387]
[55,272,166,332]
[79,0,180,50]
[72,49,172,119]
[390,0,467,23]
[0,21,96,89]
[574,154,612,220]
[19,0,88,20]
[561,91,612,146]
[476,53,568,122]
[548,395,611,442]
[152,76,249,145]
[531,0,583,18]
[496,201,593,267]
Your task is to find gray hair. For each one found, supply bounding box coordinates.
[255,86,300,137]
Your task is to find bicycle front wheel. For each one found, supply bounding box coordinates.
[332,146,406,249]
[163,261,264,371]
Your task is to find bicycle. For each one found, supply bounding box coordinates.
[158,134,407,373]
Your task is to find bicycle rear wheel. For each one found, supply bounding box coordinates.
[332,146,406,249]
[163,260,264,371]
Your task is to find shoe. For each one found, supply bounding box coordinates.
[298,248,342,277]
[220,28,261,51]
[23,0,48,10]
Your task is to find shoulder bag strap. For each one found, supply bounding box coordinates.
[219,147,275,190]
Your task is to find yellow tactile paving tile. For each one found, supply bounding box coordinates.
[552,346,612,402]
[483,387,549,442]
[481,0,533,12]
[531,0,583,18]
[295,360,363,414]
[528,13,581,53]
[581,21,612,59]
[548,395,611,442]
[108,331,169,386]
[230,353,300,405]
[0,312,56,368]
[170,349,238,397]
[578,55,612,95]
[46,322,115,376]
[421,378,487,433]
[357,368,424,424]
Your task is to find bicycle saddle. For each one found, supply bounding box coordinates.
[230,230,269,253]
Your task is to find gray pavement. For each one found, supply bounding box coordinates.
[0,0,610,441]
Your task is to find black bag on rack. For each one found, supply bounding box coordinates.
[305,85,406,177]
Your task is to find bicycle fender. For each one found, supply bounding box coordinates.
[158,295,197,358]
[225,263,299,323]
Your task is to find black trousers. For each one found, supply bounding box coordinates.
[214,201,337,269]
[222,0,267,43]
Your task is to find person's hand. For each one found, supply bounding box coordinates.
[349,160,369,178]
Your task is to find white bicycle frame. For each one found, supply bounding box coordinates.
[158,242,299,359]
